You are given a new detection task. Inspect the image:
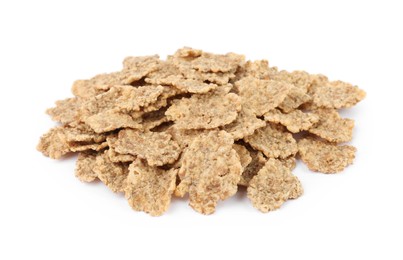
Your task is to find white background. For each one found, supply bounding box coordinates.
[1,1,402,259]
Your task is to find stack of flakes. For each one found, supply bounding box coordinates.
[37,47,366,216]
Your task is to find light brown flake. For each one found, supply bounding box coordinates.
[264,109,319,133]
[114,129,180,166]
[236,77,292,116]
[68,141,108,153]
[93,151,129,193]
[171,47,244,73]
[122,55,160,72]
[233,144,252,170]
[71,72,119,98]
[269,70,317,92]
[63,124,106,143]
[116,85,166,111]
[221,107,266,140]
[244,123,298,159]
[278,86,311,113]
[311,80,366,109]
[279,156,297,171]
[172,77,218,94]
[37,127,70,159]
[46,97,83,125]
[166,92,241,129]
[84,109,142,133]
[106,135,136,163]
[175,130,242,214]
[140,108,170,131]
[165,126,208,149]
[308,108,354,143]
[298,138,356,173]
[235,60,271,80]
[75,152,98,182]
[238,149,267,187]
[247,158,302,212]
[125,159,177,216]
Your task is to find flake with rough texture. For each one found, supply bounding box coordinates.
[175,131,242,214]
[238,149,267,186]
[235,60,271,80]
[141,108,169,130]
[236,77,292,116]
[93,151,129,192]
[233,144,252,170]
[269,70,317,92]
[247,158,302,212]
[125,159,177,216]
[298,138,356,173]
[122,55,160,72]
[85,109,142,133]
[166,92,241,129]
[308,108,354,143]
[63,124,106,143]
[278,86,311,113]
[75,152,98,182]
[71,72,120,98]
[37,127,71,159]
[114,129,180,166]
[116,85,165,111]
[68,141,108,152]
[171,47,244,73]
[311,80,366,109]
[280,156,297,171]
[264,109,319,133]
[46,97,83,125]
[244,123,298,159]
[221,107,266,140]
[165,126,208,149]
[37,47,366,216]
[106,135,136,163]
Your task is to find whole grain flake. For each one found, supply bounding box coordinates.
[37,47,365,215]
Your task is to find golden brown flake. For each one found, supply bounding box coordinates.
[236,77,292,116]
[114,129,180,166]
[175,131,242,214]
[75,152,98,182]
[298,138,356,173]
[166,92,241,129]
[244,123,298,159]
[264,109,319,133]
[247,158,302,212]
[125,159,177,216]
[308,108,354,143]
